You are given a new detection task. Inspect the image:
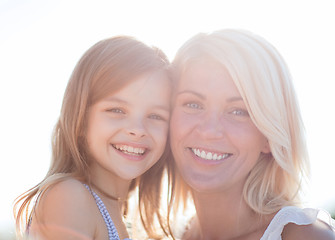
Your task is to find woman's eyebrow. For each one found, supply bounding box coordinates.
[176,90,205,99]
[177,91,243,103]
[226,96,243,103]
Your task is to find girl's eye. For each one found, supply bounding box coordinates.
[107,108,125,114]
[149,114,165,121]
[185,102,202,109]
[231,109,249,116]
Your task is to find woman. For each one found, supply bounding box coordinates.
[167,29,335,240]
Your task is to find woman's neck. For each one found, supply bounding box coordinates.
[189,189,272,240]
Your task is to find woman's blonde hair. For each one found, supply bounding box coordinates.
[14,36,171,239]
[168,29,309,220]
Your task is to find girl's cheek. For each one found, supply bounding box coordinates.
[147,121,169,137]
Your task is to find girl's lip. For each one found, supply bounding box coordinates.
[111,143,150,161]
[112,142,149,149]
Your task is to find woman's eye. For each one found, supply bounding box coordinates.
[185,102,202,109]
[231,109,249,116]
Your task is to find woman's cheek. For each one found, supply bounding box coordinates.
[171,111,189,133]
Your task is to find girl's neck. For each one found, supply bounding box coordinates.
[90,169,132,204]
[89,174,132,239]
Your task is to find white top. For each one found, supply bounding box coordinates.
[260,206,335,240]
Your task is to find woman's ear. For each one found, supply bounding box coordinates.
[261,140,271,154]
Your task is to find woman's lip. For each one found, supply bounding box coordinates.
[188,147,232,163]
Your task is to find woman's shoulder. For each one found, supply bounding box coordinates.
[261,206,335,240]
[282,219,335,240]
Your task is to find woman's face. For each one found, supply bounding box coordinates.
[170,60,270,193]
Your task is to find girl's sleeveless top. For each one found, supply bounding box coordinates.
[83,184,132,240]
[260,206,335,240]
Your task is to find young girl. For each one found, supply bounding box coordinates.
[14,36,171,240]
[167,29,335,239]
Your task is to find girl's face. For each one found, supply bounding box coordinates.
[170,61,270,193]
[86,71,171,181]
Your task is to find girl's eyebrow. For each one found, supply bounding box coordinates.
[177,90,243,103]
[103,96,127,104]
[104,96,170,111]
[102,97,128,107]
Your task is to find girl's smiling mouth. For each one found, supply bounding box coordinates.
[112,144,147,156]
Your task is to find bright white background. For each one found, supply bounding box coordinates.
[1,0,334,238]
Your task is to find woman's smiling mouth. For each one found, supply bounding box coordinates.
[190,147,232,161]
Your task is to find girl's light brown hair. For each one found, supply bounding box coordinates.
[14,36,171,239]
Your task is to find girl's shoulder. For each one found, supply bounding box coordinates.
[30,178,100,239]
[261,206,335,240]
[38,178,94,209]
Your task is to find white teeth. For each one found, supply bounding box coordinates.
[192,148,230,161]
[113,144,145,155]
[206,152,212,160]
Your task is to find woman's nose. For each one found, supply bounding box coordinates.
[196,112,225,139]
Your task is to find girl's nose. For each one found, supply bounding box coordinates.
[126,119,146,139]
[128,129,146,138]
